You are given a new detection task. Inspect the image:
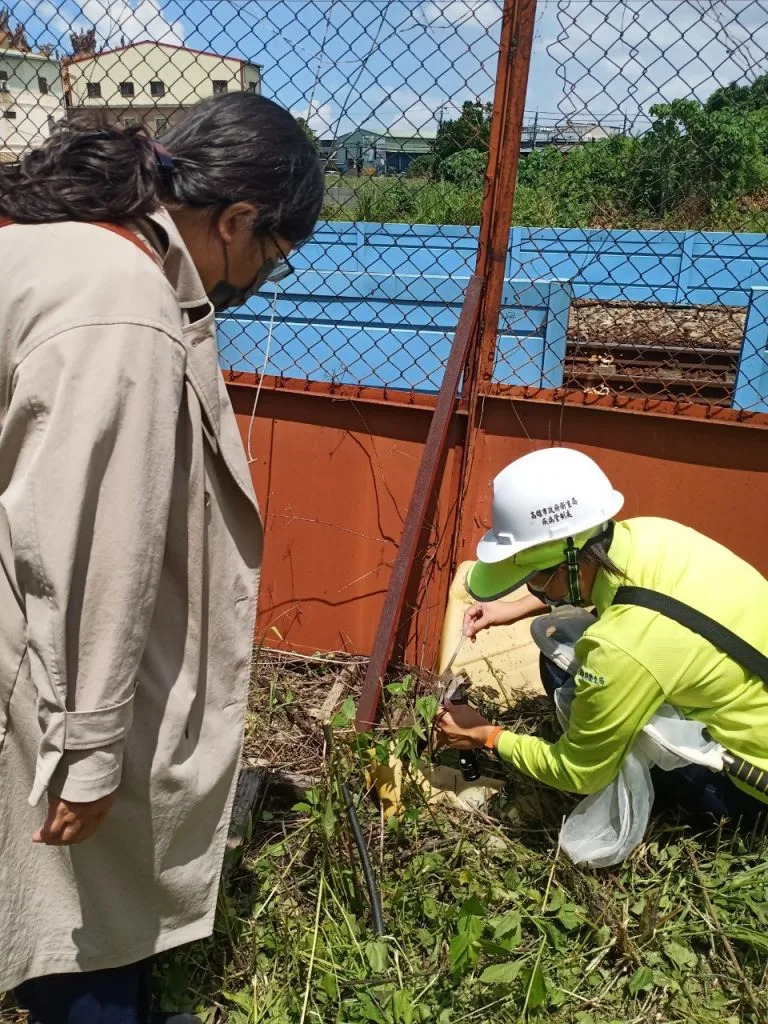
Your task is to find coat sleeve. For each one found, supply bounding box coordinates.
[495,634,666,794]
[1,322,186,806]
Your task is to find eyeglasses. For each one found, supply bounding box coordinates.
[260,234,294,288]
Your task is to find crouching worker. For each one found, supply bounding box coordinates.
[435,447,768,827]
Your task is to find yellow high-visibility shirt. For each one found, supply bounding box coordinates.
[496,518,768,801]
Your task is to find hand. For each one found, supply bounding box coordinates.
[435,700,495,750]
[33,792,115,846]
[463,601,503,641]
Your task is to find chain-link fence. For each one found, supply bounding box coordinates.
[491,0,768,414]
[0,0,503,394]
[2,0,767,412]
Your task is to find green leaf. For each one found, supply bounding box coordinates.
[628,966,654,995]
[222,989,254,1011]
[365,939,389,974]
[386,679,413,697]
[537,919,566,951]
[477,939,518,958]
[663,940,697,969]
[545,887,565,911]
[322,798,336,838]
[391,988,413,1024]
[291,801,312,814]
[449,931,479,974]
[416,695,439,725]
[594,924,612,945]
[651,970,681,993]
[332,695,356,728]
[479,961,524,986]
[321,972,339,1000]
[355,991,387,1023]
[503,868,521,889]
[458,914,484,943]
[523,963,548,1010]
[490,910,521,942]
[556,903,583,931]
[458,895,486,921]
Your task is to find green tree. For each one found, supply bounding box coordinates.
[629,98,768,216]
[295,117,320,153]
[404,154,437,179]
[705,71,768,112]
[440,148,487,187]
[432,101,493,165]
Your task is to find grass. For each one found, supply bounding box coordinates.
[3,661,768,1023]
[320,174,768,232]
[149,770,768,1023]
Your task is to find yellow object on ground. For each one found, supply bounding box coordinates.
[369,746,403,818]
[372,561,542,814]
[403,562,542,809]
[438,561,541,703]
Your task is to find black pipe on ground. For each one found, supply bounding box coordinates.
[322,722,385,937]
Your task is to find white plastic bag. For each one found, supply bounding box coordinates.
[530,608,724,868]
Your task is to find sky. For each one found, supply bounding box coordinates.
[11,0,768,138]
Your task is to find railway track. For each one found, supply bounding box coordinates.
[565,338,739,403]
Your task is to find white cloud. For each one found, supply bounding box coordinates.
[292,101,335,137]
[538,0,766,122]
[76,0,185,47]
[363,88,445,137]
[421,0,502,30]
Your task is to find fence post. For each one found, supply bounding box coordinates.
[449,0,538,572]
[354,0,538,730]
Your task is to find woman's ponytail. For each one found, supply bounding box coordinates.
[0,116,164,224]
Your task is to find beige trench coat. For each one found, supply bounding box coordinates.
[0,209,262,990]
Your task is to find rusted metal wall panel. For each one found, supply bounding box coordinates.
[228,381,464,665]
[230,379,768,665]
[456,395,768,577]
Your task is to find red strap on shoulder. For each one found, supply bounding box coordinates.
[0,217,161,265]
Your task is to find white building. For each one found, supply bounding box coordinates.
[0,48,64,161]
[63,41,262,137]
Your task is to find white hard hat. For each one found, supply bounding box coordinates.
[467,448,624,600]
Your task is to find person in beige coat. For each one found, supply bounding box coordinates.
[0,95,322,1024]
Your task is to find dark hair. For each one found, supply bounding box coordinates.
[579,539,628,580]
[0,94,323,246]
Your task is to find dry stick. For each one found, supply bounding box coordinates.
[522,824,563,1018]
[687,847,766,1024]
[298,865,325,1024]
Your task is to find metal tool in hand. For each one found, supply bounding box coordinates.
[435,634,466,707]
[436,634,481,782]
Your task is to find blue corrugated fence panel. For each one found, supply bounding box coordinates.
[733,287,768,413]
[216,222,768,403]
[493,280,572,388]
[295,222,768,306]
[218,275,559,394]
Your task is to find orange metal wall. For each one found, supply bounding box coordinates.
[228,382,464,665]
[229,381,768,666]
[456,396,768,575]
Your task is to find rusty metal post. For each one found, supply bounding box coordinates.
[450,0,538,564]
[355,276,484,731]
[354,0,537,730]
